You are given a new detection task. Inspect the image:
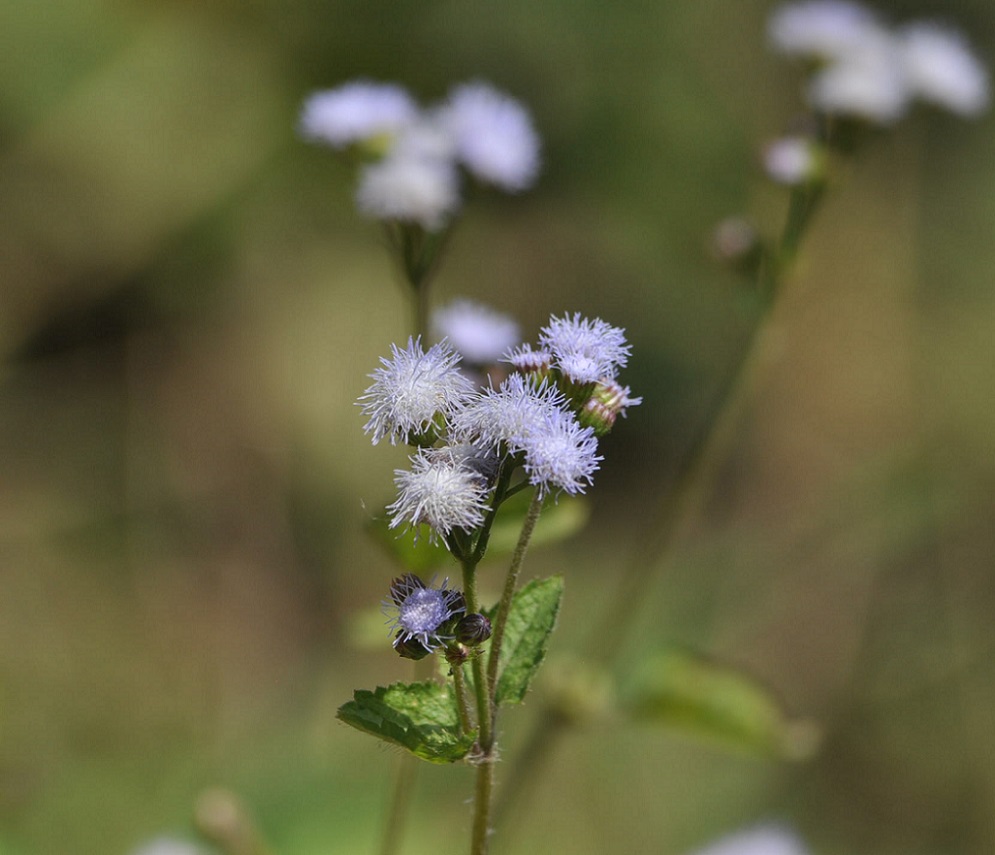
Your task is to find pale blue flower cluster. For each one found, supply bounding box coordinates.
[359,311,639,539]
[382,573,465,653]
[769,1,990,123]
[301,79,540,230]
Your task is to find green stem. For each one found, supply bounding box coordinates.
[471,459,516,565]
[461,559,493,750]
[485,489,544,713]
[471,759,495,855]
[466,484,543,855]
[377,754,418,855]
[452,662,474,736]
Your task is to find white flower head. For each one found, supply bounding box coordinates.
[539,313,632,384]
[768,1,883,61]
[763,136,822,184]
[443,81,541,191]
[504,342,554,376]
[388,448,491,539]
[899,22,990,117]
[686,825,811,855]
[299,81,418,148]
[806,30,911,123]
[355,150,461,231]
[432,299,522,365]
[520,406,601,497]
[359,337,474,445]
[452,373,564,452]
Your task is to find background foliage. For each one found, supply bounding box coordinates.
[1,1,994,853]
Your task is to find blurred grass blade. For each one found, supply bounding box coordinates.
[623,648,820,760]
[337,681,476,763]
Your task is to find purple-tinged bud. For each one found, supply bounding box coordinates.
[456,613,492,645]
[393,632,432,660]
[388,573,426,606]
[577,378,642,436]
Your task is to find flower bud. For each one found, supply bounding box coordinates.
[456,613,492,645]
[711,217,764,278]
[387,573,425,606]
[393,632,432,660]
[577,378,642,436]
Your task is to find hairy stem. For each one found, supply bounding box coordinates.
[486,489,544,714]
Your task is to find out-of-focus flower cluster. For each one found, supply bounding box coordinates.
[769,0,990,126]
[685,825,811,855]
[359,309,639,541]
[300,80,540,230]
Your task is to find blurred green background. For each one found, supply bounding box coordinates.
[2,0,994,853]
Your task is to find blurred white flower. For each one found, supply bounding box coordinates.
[356,149,461,230]
[299,81,418,148]
[768,0,882,61]
[128,838,205,855]
[899,23,990,116]
[763,136,822,184]
[443,82,541,191]
[686,825,811,855]
[432,299,521,365]
[806,29,911,123]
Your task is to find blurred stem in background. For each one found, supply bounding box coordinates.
[492,154,832,832]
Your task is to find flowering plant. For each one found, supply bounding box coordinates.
[131,4,989,854]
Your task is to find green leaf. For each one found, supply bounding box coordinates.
[367,515,451,574]
[486,494,589,557]
[494,576,564,706]
[622,649,820,760]
[337,681,476,763]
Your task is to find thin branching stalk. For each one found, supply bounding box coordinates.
[486,489,544,711]
[494,175,831,828]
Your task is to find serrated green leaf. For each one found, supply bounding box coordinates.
[623,649,820,760]
[486,494,589,557]
[337,681,476,763]
[367,515,452,573]
[493,576,564,705]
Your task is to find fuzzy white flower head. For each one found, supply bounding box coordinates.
[768,0,883,60]
[359,337,474,445]
[686,825,810,855]
[806,30,911,123]
[520,406,601,497]
[299,81,418,148]
[899,23,990,117]
[388,448,491,538]
[453,373,564,452]
[763,136,821,184]
[539,313,632,384]
[432,299,522,365]
[505,342,554,375]
[443,82,541,191]
[355,148,461,231]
